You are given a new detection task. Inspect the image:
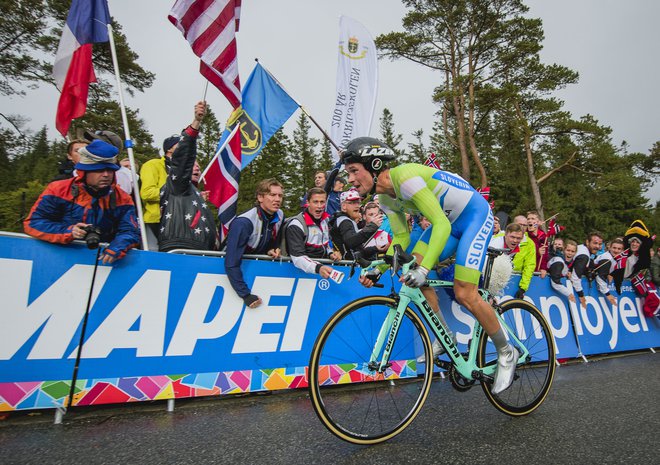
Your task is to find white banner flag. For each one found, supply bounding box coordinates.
[330,16,378,160]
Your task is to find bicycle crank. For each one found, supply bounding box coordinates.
[449,365,475,392]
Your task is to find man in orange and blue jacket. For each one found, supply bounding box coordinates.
[24,140,140,264]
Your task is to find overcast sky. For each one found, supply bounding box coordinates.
[3,0,659,200]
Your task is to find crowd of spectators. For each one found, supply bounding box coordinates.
[21,107,659,317]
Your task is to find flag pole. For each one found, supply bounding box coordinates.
[107,24,149,251]
[256,59,342,153]
[199,124,240,183]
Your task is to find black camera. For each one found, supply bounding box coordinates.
[81,225,102,249]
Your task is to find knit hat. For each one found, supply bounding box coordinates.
[163,135,181,153]
[340,188,361,203]
[84,130,123,153]
[75,140,120,171]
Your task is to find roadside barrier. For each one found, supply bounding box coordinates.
[1,233,658,413]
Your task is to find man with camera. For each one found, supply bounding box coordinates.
[24,139,140,264]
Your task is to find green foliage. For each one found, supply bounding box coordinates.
[1,0,54,96]
[237,129,293,215]
[197,105,223,170]
[284,113,322,214]
[0,181,46,232]
[0,0,156,230]
[379,108,403,157]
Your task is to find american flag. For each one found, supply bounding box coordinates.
[203,127,242,240]
[168,0,242,108]
[423,153,441,170]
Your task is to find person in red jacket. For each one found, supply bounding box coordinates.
[24,140,140,264]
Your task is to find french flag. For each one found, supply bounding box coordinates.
[53,0,111,137]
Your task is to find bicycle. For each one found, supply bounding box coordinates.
[308,245,556,444]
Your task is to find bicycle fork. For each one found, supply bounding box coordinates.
[368,303,400,372]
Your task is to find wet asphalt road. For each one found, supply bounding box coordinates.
[2,352,658,465]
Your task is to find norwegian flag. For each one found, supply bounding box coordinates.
[203,128,242,240]
[547,218,565,236]
[168,0,242,108]
[613,250,628,269]
[423,153,441,170]
[476,186,495,210]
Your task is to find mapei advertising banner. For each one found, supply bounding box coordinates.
[0,235,658,410]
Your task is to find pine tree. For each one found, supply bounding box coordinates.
[406,129,427,165]
[286,114,320,213]
[379,108,403,157]
[237,129,293,215]
[197,104,223,170]
[377,0,544,187]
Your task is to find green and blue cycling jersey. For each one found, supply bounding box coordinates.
[379,164,494,285]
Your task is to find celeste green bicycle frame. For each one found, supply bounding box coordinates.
[364,259,529,381]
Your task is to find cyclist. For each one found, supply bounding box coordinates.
[343,136,517,394]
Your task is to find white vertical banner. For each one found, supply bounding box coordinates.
[330,15,378,161]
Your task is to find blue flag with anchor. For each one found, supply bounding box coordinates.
[218,63,299,168]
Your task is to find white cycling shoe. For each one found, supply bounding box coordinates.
[491,345,519,394]
[417,337,455,363]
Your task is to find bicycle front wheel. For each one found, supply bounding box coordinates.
[308,296,433,444]
[477,298,556,416]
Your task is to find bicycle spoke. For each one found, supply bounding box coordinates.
[479,299,555,416]
[309,298,433,444]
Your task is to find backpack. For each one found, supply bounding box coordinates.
[279,211,308,257]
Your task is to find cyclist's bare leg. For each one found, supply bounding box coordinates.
[453,279,500,335]
[454,278,518,393]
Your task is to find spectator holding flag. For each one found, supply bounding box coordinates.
[611,220,659,317]
[158,101,219,253]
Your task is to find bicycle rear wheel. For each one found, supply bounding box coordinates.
[308,296,433,444]
[477,299,556,415]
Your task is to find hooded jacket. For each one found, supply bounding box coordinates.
[24,172,140,259]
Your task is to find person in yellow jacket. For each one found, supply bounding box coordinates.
[489,222,537,298]
[140,135,180,250]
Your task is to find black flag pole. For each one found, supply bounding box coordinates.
[64,246,102,416]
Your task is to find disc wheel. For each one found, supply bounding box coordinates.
[308,296,433,444]
[477,299,556,415]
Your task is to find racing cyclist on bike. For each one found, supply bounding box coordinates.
[344,137,517,394]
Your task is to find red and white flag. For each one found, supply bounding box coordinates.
[202,127,242,239]
[423,153,441,170]
[546,218,565,237]
[53,0,111,136]
[168,0,242,108]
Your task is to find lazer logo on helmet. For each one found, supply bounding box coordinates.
[360,147,393,157]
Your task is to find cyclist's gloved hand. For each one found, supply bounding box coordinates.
[364,268,382,284]
[402,266,429,288]
[514,287,526,299]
